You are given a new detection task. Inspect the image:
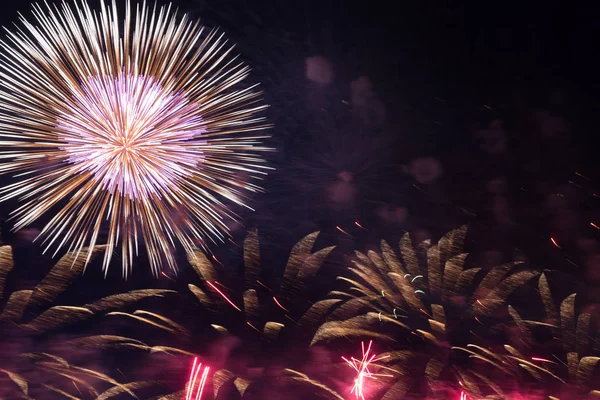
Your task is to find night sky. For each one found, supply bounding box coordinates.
[0,0,597,291]
[1,1,600,397]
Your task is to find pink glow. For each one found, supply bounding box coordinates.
[342,341,392,400]
[57,72,207,201]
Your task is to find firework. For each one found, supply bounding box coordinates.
[96,229,340,398]
[186,358,210,400]
[473,273,600,398]
[342,341,393,400]
[0,0,271,277]
[310,226,542,398]
[0,243,174,398]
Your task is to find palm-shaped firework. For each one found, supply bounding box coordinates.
[474,274,600,399]
[0,242,175,398]
[79,230,343,399]
[0,0,271,277]
[310,226,542,399]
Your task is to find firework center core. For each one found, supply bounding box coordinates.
[56,73,207,201]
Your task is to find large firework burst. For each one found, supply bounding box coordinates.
[0,0,271,276]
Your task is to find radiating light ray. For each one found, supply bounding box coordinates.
[0,0,271,277]
[342,341,392,400]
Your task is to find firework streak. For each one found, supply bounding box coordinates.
[186,357,210,400]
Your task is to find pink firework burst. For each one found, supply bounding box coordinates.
[342,341,392,400]
[186,357,210,400]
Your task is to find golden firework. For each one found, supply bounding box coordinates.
[88,230,340,398]
[310,226,542,399]
[0,0,271,277]
[473,274,600,399]
[0,243,175,398]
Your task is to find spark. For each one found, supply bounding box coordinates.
[354,221,367,231]
[272,296,289,312]
[550,237,561,249]
[256,280,272,291]
[0,0,271,278]
[414,289,425,295]
[476,299,490,311]
[246,321,261,333]
[206,281,241,312]
[336,226,353,237]
[532,357,556,364]
[161,271,175,282]
[381,290,385,297]
[342,341,392,400]
[186,357,210,400]
[591,222,600,230]
[411,275,423,283]
[72,382,82,396]
[212,255,224,266]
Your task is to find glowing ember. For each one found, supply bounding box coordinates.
[186,357,210,400]
[342,341,392,400]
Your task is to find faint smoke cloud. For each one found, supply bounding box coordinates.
[327,171,357,205]
[305,56,333,84]
[477,119,506,154]
[535,110,568,138]
[350,76,386,127]
[407,157,443,185]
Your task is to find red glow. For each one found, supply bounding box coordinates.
[186,357,210,400]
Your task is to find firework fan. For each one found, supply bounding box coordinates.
[310,226,542,399]
[470,273,600,399]
[79,230,344,399]
[0,242,175,398]
[0,0,271,277]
